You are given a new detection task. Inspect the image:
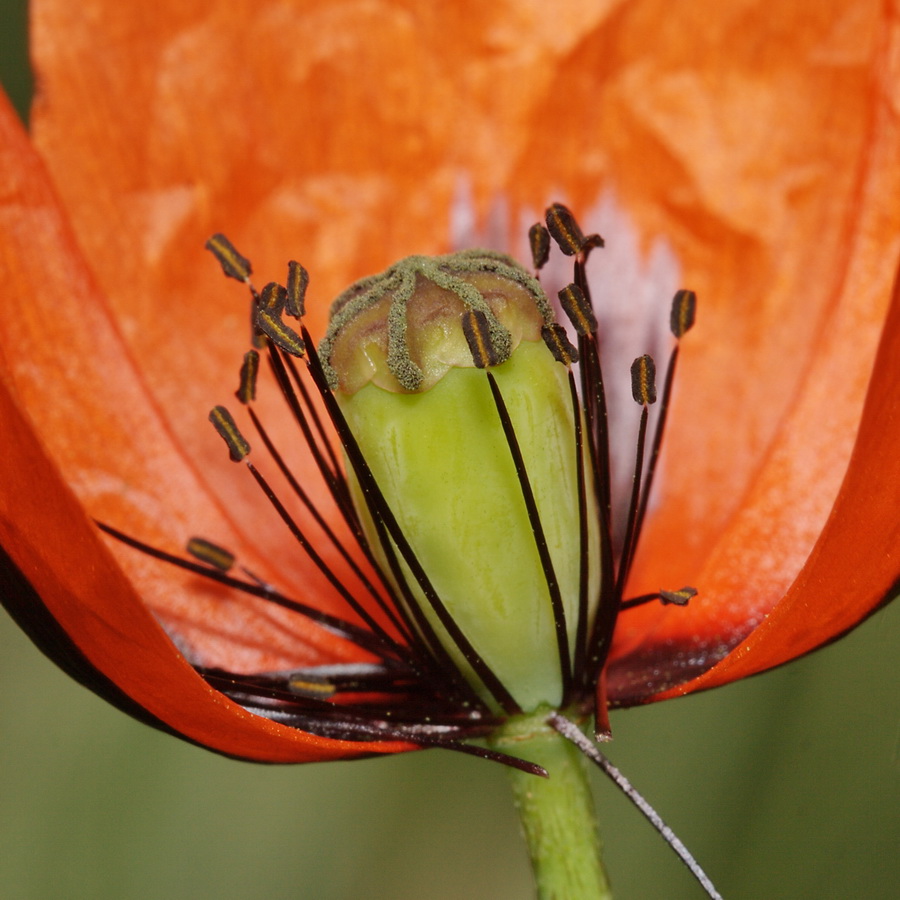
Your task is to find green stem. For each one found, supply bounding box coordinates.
[491,708,612,900]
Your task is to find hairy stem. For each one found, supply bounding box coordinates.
[491,708,611,900]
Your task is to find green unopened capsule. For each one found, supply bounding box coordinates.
[322,252,600,712]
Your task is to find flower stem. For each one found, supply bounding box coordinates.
[491,708,612,899]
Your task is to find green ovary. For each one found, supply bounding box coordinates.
[338,341,601,712]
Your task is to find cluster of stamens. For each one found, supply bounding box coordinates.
[102,204,697,769]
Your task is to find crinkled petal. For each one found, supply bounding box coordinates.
[597,2,900,698]
[16,0,900,706]
[0,91,410,760]
[0,88,378,674]
[618,259,900,701]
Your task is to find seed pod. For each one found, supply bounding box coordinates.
[322,251,601,711]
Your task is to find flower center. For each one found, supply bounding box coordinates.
[101,204,697,757]
[318,251,602,712]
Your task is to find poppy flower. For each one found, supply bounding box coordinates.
[1,0,899,894]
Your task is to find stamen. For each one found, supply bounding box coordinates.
[285,260,309,318]
[235,349,260,404]
[565,306,614,684]
[558,283,597,336]
[541,323,579,366]
[186,537,236,572]
[462,308,501,368]
[205,233,252,282]
[208,405,250,461]
[629,289,699,570]
[616,356,657,599]
[96,521,399,659]
[528,222,550,272]
[621,586,697,611]
[256,307,306,357]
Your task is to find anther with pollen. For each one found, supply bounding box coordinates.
[462,308,501,368]
[186,537,236,572]
[235,349,260,404]
[209,405,251,461]
[528,222,550,272]
[558,283,597,336]
[256,288,306,357]
[286,260,309,318]
[631,354,657,407]
[205,233,252,282]
[660,587,696,606]
[260,282,287,313]
[620,586,698,611]
[670,288,697,339]
[545,202,604,257]
[286,672,338,700]
[541,323,579,366]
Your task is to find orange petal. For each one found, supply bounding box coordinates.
[0,340,407,762]
[0,86,383,674]
[20,0,900,703]
[492,2,899,691]
[0,91,416,759]
[648,256,900,700]
[602,4,900,696]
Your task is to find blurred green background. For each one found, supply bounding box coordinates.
[1,2,898,897]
